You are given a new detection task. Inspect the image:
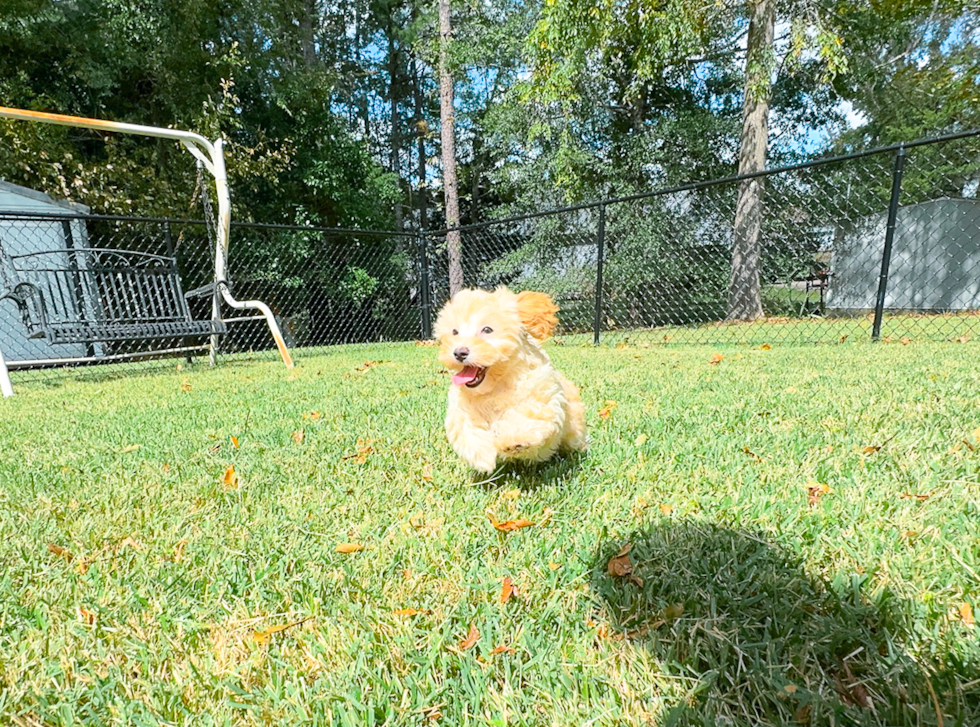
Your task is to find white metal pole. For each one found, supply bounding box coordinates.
[0,346,14,397]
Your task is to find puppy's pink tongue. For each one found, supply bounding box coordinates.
[452,366,481,386]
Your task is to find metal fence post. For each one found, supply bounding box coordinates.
[872,146,908,341]
[593,204,606,345]
[419,231,432,339]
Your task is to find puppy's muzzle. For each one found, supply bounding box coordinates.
[454,347,470,362]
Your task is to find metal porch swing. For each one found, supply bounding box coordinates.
[0,106,294,397]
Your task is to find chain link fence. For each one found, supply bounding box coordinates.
[2,129,979,387]
[434,129,980,346]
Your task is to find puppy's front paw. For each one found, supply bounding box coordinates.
[468,448,499,474]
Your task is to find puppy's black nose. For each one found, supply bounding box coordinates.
[454,347,470,362]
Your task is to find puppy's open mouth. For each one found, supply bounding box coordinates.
[451,365,487,388]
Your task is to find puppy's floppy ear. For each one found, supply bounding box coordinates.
[516,290,559,340]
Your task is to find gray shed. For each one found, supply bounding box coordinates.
[826,197,980,313]
[0,181,98,363]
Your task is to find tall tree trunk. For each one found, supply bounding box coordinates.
[438,0,463,295]
[299,0,317,68]
[412,55,427,231]
[388,27,403,232]
[727,0,775,321]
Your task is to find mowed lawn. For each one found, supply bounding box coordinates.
[2,339,980,726]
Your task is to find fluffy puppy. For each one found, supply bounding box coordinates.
[434,286,588,473]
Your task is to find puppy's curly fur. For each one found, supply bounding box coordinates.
[434,287,588,473]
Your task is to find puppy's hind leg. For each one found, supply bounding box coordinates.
[559,376,588,452]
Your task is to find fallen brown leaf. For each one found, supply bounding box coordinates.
[355,360,386,372]
[900,492,931,502]
[742,445,762,462]
[221,464,240,489]
[490,644,516,656]
[838,335,849,344]
[414,339,438,347]
[487,512,536,532]
[900,336,912,345]
[180,378,192,392]
[634,433,648,447]
[709,352,724,364]
[252,617,312,646]
[598,400,618,419]
[499,576,518,604]
[162,462,171,474]
[960,602,975,626]
[760,343,772,350]
[335,543,364,554]
[806,482,830,507]
[303,410,322,420]
[548,562,562,570]
[393,608,432,616]
[230,436,239,449]
[860,445,881,455]
[607,543,634,577]
[291,429,305,444]
[458,624,480,651]
[173,540,188,562]
[659,503,674,515]
[78,606,97,625]
[47,543,73,562]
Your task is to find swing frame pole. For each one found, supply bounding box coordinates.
[0,105,294,371]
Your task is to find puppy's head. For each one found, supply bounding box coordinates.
[434,287,559,392]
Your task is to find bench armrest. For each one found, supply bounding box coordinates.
[0,281,49,338]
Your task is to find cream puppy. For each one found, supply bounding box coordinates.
[434,287,587,473]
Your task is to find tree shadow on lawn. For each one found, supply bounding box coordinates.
[590,520,980,726]
[472,451,586,491]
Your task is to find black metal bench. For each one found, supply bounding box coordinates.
[0,247,226,346]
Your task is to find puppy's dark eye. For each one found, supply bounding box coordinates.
[452,329,458,336]
[482,326,493,334]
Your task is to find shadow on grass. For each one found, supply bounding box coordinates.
[473,451,587,491]
[591,520,980,726]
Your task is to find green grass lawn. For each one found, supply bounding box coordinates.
[2,339,980,726]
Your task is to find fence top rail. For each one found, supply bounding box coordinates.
[428,126,980,235]
[0,210,418,238]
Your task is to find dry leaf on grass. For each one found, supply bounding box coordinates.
[230,436,239,449]
[221,465,240,490]
[490,644,516,656]
[421,463,434,482]
[634,433,648,447]
[458,624,480,651]
[172,540,188,562]
[806,482,830,507]
[742,446,762,462]
[598,400,617,419]
[960,602,975,626]
[77,606,97,625]
[252,617,312,646]
[119,444,141,454]
[47,543,73,562]
[760,343,772,350]
[548,562,562,570]
[487,511,535,532]
[414,339,438,347]
[291,429,305,444]
[499,576,518,604]
[393,608,432,617]
[900,492,931,502]
[342,440,375,464]
[659,503,674,515]
[606,543,634,577]
[303,410,322,420]
[709,352,724,364]
[335,543,364,554]
[355,360,386,372]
